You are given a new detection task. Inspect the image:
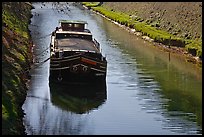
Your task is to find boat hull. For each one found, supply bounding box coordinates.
[49,52,107,84]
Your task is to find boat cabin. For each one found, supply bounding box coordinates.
[54,20,92,40]
[59,20,88,31]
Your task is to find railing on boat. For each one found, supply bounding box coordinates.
[93,38,100,51]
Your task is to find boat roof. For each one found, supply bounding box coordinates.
[59,20,88,25]
[55,38,100,53]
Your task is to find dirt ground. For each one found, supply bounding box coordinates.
[103,2,202,40]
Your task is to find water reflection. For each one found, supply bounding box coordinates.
[96,17,202,134]
[49,82,107,114]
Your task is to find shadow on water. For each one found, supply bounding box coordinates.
[49,82,107,114]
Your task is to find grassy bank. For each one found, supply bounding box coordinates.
[82,2,202,62]
[2,2,33,135]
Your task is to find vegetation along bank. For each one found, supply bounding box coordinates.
[2,2,33,135]
[82,2,202,67]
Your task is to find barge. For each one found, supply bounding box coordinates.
[49,20,107,83]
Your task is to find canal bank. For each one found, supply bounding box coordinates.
[81,2,202,67]
[2,2,33,135]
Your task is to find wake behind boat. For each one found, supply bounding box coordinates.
[49,20,107,83]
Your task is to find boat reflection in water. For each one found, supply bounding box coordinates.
[49,82,107,114]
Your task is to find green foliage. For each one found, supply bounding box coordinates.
[2,2,32,135]
[2,89,18,135]
[185,41,202,57]
[2,5,29,39]
[82,2,100,7]
[93,6,131,25]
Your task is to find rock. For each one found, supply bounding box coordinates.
[142,36,154,42]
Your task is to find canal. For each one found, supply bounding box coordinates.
[22,2,202,135]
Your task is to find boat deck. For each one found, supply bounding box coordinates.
[55,38,99,52]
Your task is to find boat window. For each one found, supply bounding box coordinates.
[56,33,92,40]
[61,23,85,31]
[56,33,68,39]
[61,23,73,31]
[74,24,79,28]
[68,24,72,27]
[83,35,92,40]
[74,24,84,30]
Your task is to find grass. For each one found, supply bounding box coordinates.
[2,2,33,135]
[185,41,202,57]
[3,10,29,39]
[82,2,202,59]
[82,2,100,7]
